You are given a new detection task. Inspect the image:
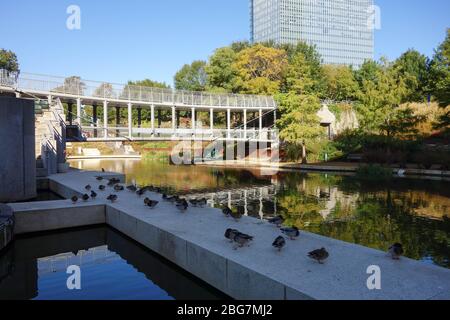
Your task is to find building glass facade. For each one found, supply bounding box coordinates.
[250,0,374,68]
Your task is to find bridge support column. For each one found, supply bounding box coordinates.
[103,101,108,138]
[191,107,196,137]
[259,108,263,140]
[274,109,277,129]
[115,106,121,137]
[76,98,82,126]
[210,108,214,138]
[244,109,247,140]
[172,106,176,137]
[93,104,98,138]
[128,103,132,139]
[227,108,231,139]
[150,105,154,136]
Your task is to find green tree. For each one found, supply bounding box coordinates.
[393,49,429,102]
[276,93,325,162]
[379,107,426,139]
[174,60,207,91]
[323,65,359,101]
[233,44,288,95]
[429,29,450,107]
[281,42,326,95]
[205,47,238,92]
[355,59,409,133]
[0,49,19,73]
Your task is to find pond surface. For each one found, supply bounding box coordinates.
[70,159,450,269]
[0,226,227,300]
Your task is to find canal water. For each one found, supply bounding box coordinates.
[70,159,450,269]
[0,226,227,300]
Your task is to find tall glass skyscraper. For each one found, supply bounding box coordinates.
[250,0,374,67]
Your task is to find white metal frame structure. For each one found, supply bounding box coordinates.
[0,72,278,143]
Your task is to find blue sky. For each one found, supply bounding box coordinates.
[0,0,449,86]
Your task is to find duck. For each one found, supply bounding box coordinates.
[281,227,300,240]
[71,195,78,204]
[106,194,118,203]
[136,188,147,197]
[222,206,232,218]
[233,232,254,249]
[388,243,404,260]
[197,198,207,207]
[272,236,286,251]
[308,248,329,264]
[82,194,90,202]
[99,185,106,191]
[144,197,158,208]
[231,207,244,221]
[224,229,240,243]
[127,184,138,192]
[85,185,92,191]
[90,191,97,199]
[176,199,189,212]
[114,185,124,192]
[107,178,120,186]
[268,215,284,228]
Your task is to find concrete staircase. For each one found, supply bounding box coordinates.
[34,99,67,177]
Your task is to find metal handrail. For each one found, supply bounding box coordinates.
[5,71,278,109]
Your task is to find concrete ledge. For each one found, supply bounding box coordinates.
[6,170,450,300]
[10,201,105,235]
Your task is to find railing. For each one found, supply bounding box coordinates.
[80,126,278,141]
[2,72,277,109]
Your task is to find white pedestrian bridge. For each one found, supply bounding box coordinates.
[0,71,278,143]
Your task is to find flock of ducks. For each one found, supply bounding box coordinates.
[224,213,329,264]
[70,172,405,265]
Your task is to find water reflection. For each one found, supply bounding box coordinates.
[70,160,450,269]
[0,226,227,300]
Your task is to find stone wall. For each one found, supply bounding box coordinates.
[0,97,36,202]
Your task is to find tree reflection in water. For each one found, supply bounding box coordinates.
[70,160,450,269]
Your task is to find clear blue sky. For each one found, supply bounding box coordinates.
[0,0,449,86]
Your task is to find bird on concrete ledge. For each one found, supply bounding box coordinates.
[232,232,254,249]
[225,229,240,243]
[82,194,90,202]
[114,185,125,192]
[85,185,92,191]
[144,198,159,209]
[281,227,300,240]
[388,243,404,260]
[90,191,97,199]
[127,184,138,192]
[99,185,106,191]
[71,195,78,204]
[107,194,118,203]
[272,236,286,252]
[176,199,189,212]
[308,248,329,264]
[222,206,232,218]
[268,215,284,228]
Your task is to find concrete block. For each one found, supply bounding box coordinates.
[186,243,227,293]
[226,260,285,300]
[11,201,105,235]
[0,97,36,202]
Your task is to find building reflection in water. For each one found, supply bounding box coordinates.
[0,226,227,300]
